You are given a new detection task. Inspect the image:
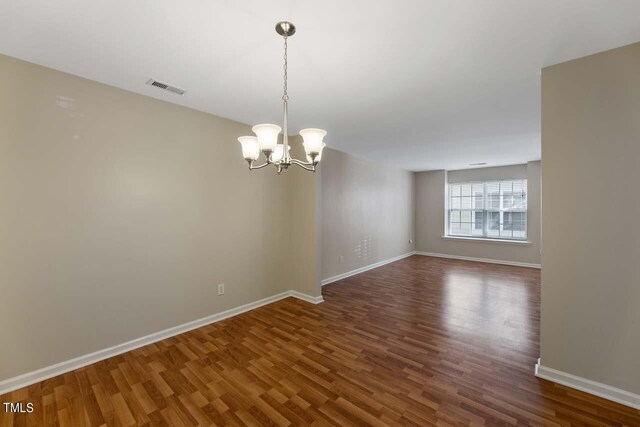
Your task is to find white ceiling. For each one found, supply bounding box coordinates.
[1,1,639,171]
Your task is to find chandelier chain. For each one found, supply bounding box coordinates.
[283,36,288,101]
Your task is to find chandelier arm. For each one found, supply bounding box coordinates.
[290,157,319,167]
[248,161,272,170]
[289,158,317,171]
[289,158,313,166]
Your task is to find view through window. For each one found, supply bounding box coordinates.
[448,179,527,240]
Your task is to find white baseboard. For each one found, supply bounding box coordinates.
[535,359,640,410]
[414,251,541,269]
[321,250,540,286]
[0,290,322,396]
[321,252,415,286]
[289,290,324,304]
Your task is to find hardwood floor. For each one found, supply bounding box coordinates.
[1,255,639,426]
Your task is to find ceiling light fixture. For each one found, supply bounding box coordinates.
[237,22,327,174]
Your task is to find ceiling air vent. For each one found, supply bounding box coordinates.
[145,78,185,96]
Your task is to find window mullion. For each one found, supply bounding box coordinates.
[483,182,487,238]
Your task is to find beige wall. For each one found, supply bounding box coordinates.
[288,137,321,296]
[541,42,640,394]
[0,54,317,382]
[448,164,527,183]
[321,148,414,280]
[415,162,541,265]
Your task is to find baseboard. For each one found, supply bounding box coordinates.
[414,251,541,269]
[535,359,640,410]
[321,252,415,286]
[320,251,540,285]
[0,289,322,396]
[289,290,324,304]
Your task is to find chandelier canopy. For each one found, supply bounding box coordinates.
[238,22,327,174]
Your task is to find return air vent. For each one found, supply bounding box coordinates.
[145,78,185,95]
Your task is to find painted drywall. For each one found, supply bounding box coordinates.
[540,42,640,394]
[288,137,321,297]
[448,164,527,183]
[0,54,318,382]
[321,148,414,280]
[415,162,541,265]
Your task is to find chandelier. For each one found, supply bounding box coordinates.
[237,22,327,174]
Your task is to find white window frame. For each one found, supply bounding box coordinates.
[446,179,528,241]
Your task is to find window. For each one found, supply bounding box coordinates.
[448,179,527,240]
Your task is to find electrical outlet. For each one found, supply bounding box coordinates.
[338,255,344,264]
[217,283,225,296]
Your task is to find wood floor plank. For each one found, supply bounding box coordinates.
[1,256,639,426]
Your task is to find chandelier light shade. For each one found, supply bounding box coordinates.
[237,21,327,174]
[307,143,326,163]
[252,124,281,152]
[238,136,260,161]
[272,144,290,163]
[300,128,327,155]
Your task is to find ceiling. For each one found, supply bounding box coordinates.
[1,1,639,171]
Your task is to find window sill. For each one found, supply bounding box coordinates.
[442,236,531,245]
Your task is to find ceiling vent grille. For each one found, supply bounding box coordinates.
[145,78,185,95]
